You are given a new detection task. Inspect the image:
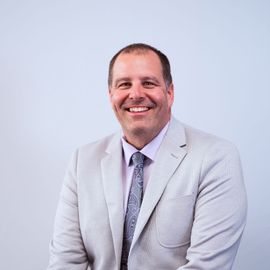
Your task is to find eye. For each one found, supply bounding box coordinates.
[143,81,156,88]
[118,82,131,89]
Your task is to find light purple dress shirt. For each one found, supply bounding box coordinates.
[121,122,169,212]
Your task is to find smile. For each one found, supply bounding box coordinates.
[128,107,150,112]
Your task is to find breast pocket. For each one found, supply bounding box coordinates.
[155,194,195,248]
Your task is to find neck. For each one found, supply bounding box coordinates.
[124,136,149,150]
[123,123,168,150]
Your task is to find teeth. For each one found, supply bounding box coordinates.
[129,107,149,112]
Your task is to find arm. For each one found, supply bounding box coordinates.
[178,142,247,270]
[47,150,90,270]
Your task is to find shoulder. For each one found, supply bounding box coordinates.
[70,132,121,166]
[180,122,242,183]
[185,123,236,149]
[80,132,120,152]
[170,117,240,160]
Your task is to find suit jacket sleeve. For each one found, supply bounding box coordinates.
[177,141,247,270]
[47,149,90,270]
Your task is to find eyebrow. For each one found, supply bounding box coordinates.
[141,76,160,84]
[113,77,131,87]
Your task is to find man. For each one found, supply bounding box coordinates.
[48,43,247,270]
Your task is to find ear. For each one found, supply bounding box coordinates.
[108,87,112,97]
[167,83,174,107]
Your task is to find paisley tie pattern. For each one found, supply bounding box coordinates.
[121,152,145,270]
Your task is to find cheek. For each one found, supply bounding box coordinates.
[110,94,125,111]
[154,93,171,108]
[110,92,119,104]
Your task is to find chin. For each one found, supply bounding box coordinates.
[123,123,147,136]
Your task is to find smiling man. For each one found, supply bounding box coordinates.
[109,49,174,149]
[48,43,247,270]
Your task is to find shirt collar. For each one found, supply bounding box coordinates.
[121,121,169,166]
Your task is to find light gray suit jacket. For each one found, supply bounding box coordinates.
[48,118,247,270]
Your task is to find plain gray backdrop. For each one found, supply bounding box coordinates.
[0,0,269,269]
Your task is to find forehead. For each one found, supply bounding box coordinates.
[112,51,163,79]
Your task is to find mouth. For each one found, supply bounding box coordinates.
[127,106,150,113]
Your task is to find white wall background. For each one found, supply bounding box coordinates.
[0,1,269,269]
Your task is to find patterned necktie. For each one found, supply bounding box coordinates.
[121,152,145,270]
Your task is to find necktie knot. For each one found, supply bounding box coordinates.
[132,152,145,166]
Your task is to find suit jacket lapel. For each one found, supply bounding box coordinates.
[131,118,187,249]
[101,133,124,268]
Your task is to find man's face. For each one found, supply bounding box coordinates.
[109,50,174,146]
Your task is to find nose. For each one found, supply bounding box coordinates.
[129,84,145,100]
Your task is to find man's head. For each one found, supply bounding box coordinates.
[108,43,174,149]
